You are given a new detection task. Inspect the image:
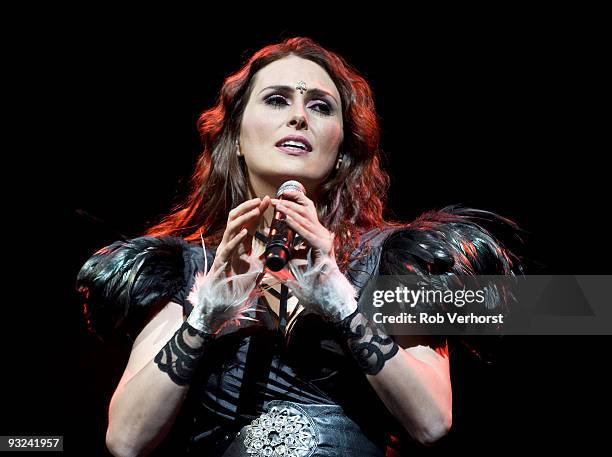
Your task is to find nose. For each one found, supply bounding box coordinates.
[287,106,308,130]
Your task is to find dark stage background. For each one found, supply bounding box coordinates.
[7,17,609,456]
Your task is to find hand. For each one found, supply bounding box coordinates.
[271,189,339,264]
[269,191,358,322]
[187,196,271,334]
[210,196,272,277]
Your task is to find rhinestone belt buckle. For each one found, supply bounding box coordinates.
[244,402,317,457]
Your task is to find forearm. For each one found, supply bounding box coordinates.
[366,348,452,445]
[287,253,452,443]
[106,321,213,457]
[335,310,452,445]
[106,357,189,456]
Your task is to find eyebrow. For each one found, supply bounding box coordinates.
[257,85,339,105]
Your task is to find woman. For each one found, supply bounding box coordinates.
[77,37,521,456]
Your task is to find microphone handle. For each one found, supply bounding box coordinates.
[265,202,295,272]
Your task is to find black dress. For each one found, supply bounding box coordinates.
[76,205,522,456]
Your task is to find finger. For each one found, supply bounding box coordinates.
[222,198,262,244]
[226,206,262,237]
[238,198,272,250]
[276,189,314,209]
[275,202,314,230]
[271,199,309,218]
[217,228,248,264]
[247,196,271,225]
[284,213,317,247]
[244,195,270,250]
[228,198,262,222]
[239,197,270,247]
[259,195,271,209]
[271,190,307,205]
[256,196,271,223]
[235,196,272,242]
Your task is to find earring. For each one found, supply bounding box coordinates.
[335,153,343,170]
[236,139,242,157]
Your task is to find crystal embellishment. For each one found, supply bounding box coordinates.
[296,80,307,95]
[244,403,317,457]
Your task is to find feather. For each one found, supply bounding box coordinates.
[76,236,194,342]
[378,205,524,314]
[283,245,359,322]
[185,245,264,335]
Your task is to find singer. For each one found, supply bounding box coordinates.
[77,37,522,456]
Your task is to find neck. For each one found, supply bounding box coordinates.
[246,174,276,232]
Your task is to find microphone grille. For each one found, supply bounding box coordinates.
[276,180,306,198]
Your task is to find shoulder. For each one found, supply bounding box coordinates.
[379,205,523,276]
[76,235,215,342]
[344,225,400,291]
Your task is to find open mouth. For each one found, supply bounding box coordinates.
[276,144,309,155]
[275,136,313,155]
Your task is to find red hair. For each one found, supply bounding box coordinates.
[144,37,398,271]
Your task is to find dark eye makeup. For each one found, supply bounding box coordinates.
[263,93,334,116]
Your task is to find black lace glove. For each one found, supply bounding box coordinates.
[333,308,399,375]
[154,320,214,386]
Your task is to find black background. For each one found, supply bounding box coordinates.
[5,10,610,455]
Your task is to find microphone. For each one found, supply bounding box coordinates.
[265,180,306,272]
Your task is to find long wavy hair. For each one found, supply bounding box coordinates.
[144,37,396,271]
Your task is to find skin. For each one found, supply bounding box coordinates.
[237,55,344,230]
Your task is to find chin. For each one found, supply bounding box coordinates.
[261,171,321,191]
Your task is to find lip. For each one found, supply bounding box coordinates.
[275,135,313,154]
[276,145,310,156]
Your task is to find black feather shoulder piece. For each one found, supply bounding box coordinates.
[378,205,524,313]
[76,236,202,342]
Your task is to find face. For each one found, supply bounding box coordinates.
[239,56,344,198]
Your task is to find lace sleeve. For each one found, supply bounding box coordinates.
[333,309,399,375]
[154,320,214,385]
